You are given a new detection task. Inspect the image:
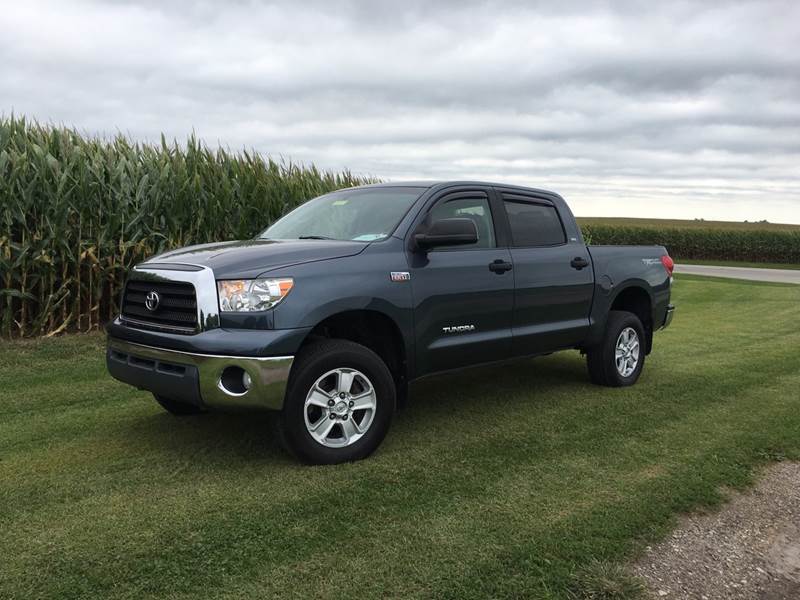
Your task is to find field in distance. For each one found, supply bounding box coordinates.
[576,217,800,231]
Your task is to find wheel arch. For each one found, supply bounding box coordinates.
[293,309,409,391]
[608,283,654,354]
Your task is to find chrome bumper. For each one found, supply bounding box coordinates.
[107,337,293,411]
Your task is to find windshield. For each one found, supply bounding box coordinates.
[260,187,425,242]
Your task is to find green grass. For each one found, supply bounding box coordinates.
[676,258,800,270]
[1,276,799,599]
[576,217,800,231]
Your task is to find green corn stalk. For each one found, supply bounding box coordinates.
[0,115,375,337]
[579,224,800,263]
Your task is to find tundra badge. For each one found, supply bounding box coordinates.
[442,325,475,333]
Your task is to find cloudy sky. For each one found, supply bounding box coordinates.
[3,0,799,222]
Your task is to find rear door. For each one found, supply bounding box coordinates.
[407,187,514,375]
[497,191,594,356]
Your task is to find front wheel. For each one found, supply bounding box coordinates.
[279,339,396,464]
[586,310,646,387]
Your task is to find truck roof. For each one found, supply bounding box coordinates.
[344,180,563,199]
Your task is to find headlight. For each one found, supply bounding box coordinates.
[217,278,294,312]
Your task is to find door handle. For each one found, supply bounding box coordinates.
[570,256,589,270]
[489,259,513,274]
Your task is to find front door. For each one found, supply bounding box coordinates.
[407,188,514,376]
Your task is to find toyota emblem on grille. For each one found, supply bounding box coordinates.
[144,290,161,312]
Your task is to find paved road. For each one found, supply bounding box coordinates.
[675,264,800,284]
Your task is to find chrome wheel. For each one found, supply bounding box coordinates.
[615,327,640,377]
[303,368,377,448]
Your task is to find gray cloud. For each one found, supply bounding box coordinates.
[1,0,798,222]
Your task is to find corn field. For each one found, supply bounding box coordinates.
[4,116,798,338]
[0,116,373,337]
[579,224,800,264]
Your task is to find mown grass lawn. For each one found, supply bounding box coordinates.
[1,275,799,599]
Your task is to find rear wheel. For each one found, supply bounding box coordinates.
[280,339,395,464]
[153,394,205,416]
[586,310,645,387]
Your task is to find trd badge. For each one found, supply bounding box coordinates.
[390,272,411,282]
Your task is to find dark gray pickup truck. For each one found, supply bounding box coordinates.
[107,181,674,463]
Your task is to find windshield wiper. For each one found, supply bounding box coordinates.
[298,235,336,240]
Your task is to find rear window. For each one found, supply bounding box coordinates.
[504,201,566,246]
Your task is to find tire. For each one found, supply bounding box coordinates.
[586,310,646,387]
[153,394,205,416]
[280,339,396,465]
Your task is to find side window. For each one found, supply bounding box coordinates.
[428,197,495,249]
[504,201,566,246]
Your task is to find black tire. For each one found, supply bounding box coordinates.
[586,310,646,387]
[153,394,205,416]
[280,339,396,465]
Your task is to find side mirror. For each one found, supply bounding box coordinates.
[414,217,478,250]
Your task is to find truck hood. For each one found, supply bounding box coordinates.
[142,239,368,279]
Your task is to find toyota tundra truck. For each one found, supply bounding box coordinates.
[107,181,675,464]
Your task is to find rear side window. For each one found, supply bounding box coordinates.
[503,201,566,246]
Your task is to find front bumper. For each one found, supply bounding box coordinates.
[107,337,293,411]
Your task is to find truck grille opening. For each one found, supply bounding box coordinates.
[121,280,199,334]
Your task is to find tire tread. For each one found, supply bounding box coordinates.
[280,338,395,464]
[586,310,645,387]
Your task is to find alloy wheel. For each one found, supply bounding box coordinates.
[615,327,640,377]
[303,368,377,448]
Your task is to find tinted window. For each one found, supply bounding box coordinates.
[429,197,495,249]
[504,201,566,246]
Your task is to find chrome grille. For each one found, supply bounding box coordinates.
[121,280,198,333]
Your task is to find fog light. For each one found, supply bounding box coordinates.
[219,366,249,395]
